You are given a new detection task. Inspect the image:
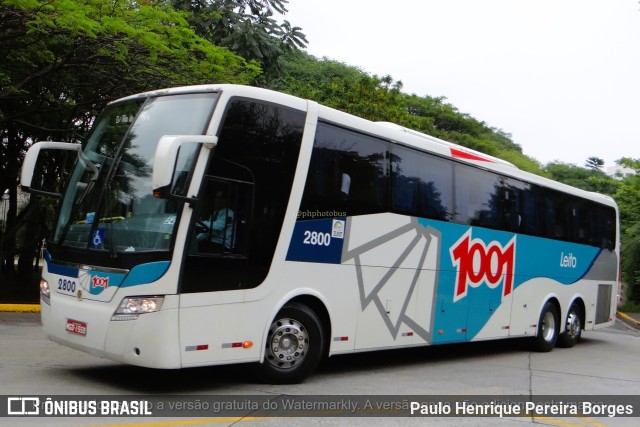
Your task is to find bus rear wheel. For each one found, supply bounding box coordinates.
[557,304,582,348]
[531,301,559,352]
[256,302,325,384]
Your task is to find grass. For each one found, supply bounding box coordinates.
[619,301,640,313]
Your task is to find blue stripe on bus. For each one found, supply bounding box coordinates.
[285,216,604,344]
[417,218,601,342]
[44,251,79,278]
[420,219,600,289]
[120,261,171,288]
[44,250,170,290]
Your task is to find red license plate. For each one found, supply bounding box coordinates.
[65,319,87,336]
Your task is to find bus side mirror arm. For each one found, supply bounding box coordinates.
[20,141,81,195]
[152,135,218,196]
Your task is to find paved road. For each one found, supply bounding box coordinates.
[1,312,639,426]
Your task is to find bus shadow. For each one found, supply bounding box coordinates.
[68,337,552,393]
[320,335,613,376]
[70,363,256,393]
[68,334,612,393]
[317,337,533,377]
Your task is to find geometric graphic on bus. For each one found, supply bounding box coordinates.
[342,215,442,343]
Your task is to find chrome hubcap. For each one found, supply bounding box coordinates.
[542,311,556,342]
[266,317,308,369]
[566,312,581,338]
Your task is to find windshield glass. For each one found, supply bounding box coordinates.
[53,92,218,253]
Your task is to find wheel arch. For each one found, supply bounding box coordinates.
[530,296,562,352]
[537,295,561,328]
[287,294,332,346]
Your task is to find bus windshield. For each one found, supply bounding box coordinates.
[53,92,218,253]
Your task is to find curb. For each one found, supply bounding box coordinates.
[0,304,40,313]
[617,311,640,328]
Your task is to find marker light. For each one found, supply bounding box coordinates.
[112,296,164,321]
[40,279,51,306]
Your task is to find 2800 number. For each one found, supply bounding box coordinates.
[303,231,331,246]
[58,278,76,293]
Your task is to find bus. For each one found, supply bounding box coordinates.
[21,84,619,383]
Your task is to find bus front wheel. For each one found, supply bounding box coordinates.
[531,301,559,352]
[256,302,326,384]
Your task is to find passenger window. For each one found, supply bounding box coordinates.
[391,146,453,220]
[454,164,501,228]
[301,122,388,216]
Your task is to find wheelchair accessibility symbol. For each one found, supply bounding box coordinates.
[91,229,105,249]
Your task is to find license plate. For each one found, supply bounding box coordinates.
[65,319,87,336]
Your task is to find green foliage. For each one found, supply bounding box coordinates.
[273,52,541,174]
[585,156,604,172]
[613,174,640,232]
[610,159,640,303]
[493,150,542,173]
[171,0,307,79]
[1,0,259,98]
[619,300,640,314]
[542,160,618,197]
[1,0,261,230]
[621,224,640,304]
[1,0,261,178]
[543,162,610,192]
[0,0,260,276]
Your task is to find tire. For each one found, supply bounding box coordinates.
[557,303,582,348]
[255,302,326,384]
[531,301,559,352]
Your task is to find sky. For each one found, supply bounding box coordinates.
[284,0,640,168]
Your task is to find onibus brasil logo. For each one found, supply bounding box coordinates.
[450,229,516,302]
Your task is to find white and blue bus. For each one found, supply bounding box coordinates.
[21,84,619,383]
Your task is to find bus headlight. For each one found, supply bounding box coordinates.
[40,279,51,305]
[111,296,164,321]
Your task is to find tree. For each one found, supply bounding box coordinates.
[0,0,260,277]
[274,52,543,174]
[585,156,605,172]
[543,161,615,193]
[608,158,640,303]
[171,0,307,80]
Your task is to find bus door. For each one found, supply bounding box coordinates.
[181,177,254,293]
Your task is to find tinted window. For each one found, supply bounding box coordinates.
[391,146,453,220]
[588,204,616,249]
[301,122,388,216]
[454,164,501,228]
[301,121,616,250]
[519,183,546,236]
[544,191,570,239]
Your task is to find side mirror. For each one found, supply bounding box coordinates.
[152,135,218,196]
[21,141,81,195]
